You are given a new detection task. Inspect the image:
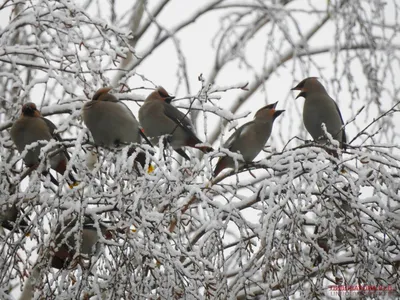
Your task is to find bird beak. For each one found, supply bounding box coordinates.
[273,110,285,118]
[165,96,175,104]
[295,91,306,99]
[291,84,306,99]
[291,83,301,91]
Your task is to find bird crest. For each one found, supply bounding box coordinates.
[92,87,113,101]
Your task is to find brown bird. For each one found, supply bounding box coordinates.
[10,103,77,186]
[82,87,151,169]
[50,216,111,269]
[139,87,213,160]
[292,77,346,151]
[0,203,29,232]
[213,102,284,177]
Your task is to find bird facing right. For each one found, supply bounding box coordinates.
[213,102,284,177]
[139,86,213,160]
[291,77,346,150]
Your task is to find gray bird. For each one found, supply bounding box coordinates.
[139,87,213,160]
[82,87,151,168]
[213,102,284,177]
[83,87,141,147]
[51,216,111,269]
[291,77,346,150]
[10,103,77,186]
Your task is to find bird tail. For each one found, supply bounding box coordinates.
[131,150,146,168]
[186,136,213,154]
[54,159,79,188]
[196,145,214,153]
[131,151,155,174]
[213,158,227,177]
[1,219,29,232]
[175,148,190,161]
[51,256,68,269]
[326,148,339,158]
[67,173,79,188]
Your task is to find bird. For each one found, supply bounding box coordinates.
[291,77,346,151]
[0,203,29,232]
[0,184,30,233]
[139,86,213,160]
[213,102,284,177]
[82,87,152,170]
[10,102,78,187]
[313,223,355,266]
[50,216,111,269]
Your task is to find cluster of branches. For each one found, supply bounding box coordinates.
[0,0,399,299]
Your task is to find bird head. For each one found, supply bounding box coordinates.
[146,86,175,103]
[255,101,284,120]
[21,102,41,117]
[92,87,114,101]
[291,77,323,99]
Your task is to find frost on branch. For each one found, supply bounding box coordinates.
[0,0,399,299]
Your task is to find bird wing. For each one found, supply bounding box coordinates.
[333,100,347,145]
[116,99,139,122]
[139,129,153,146]
[223,122,253,150]
[41,117,72,160]
[163,103,201,142]
[99,94,138,122]
[41,117,62,141]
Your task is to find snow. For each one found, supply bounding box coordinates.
[0,0,399,299]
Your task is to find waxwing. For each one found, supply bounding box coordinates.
[213,102,284,177]
[313,223,355,266]
[10,103,77,186]
[50,216,111,269]
[83,87,141,147]
[291,77,346,150]
[82,87,151,168]
[139,87,213,160]
[0,203,28,232]
[0,184,29,232]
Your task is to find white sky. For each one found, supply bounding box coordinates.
[1,1,400,298]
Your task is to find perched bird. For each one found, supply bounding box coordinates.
[139,87,213,160]
[213,102,284,177]
[82,87,151,169]
[291,77,346,150]
[313,223,355,266]
[50,216,111,269]
[10,103,77,186]
[0,184,29,232]
[0,203,28,232]
[83,87,141,147]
